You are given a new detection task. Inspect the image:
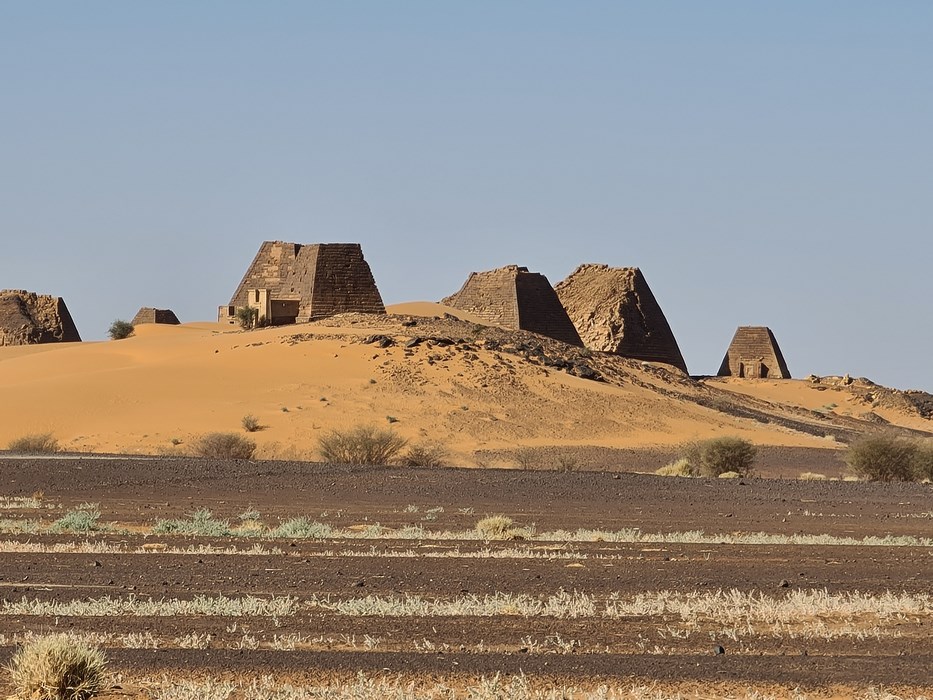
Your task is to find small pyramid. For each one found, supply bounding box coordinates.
[132,308,180,325]
[718,326,791,379]
[442,265,583,346]
[0,289,81,346]
[554,264,687,372]
[219,241,385,325]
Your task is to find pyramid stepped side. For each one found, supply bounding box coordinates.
[718,327,791,379]
[305,244,385,321]
[555,264,687,373]
[0,290,81,346]
[227,241,305,309]
[132,308,180,325]
[443,265,582,347]
[442,266,521,329]
[515,273,583,347]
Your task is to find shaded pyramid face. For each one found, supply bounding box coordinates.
[442,265,583,347]
[554,264,688,373]
[718,327,791,379]
[0,290,81,346]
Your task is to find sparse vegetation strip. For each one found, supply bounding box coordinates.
[2,594,297,617]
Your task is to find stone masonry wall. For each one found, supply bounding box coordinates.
[0,290,81,346]
[718,326,791,379]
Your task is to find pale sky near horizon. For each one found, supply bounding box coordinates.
[2,2,931,391]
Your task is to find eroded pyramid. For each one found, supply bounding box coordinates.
[0,290,81,346]
[442,265,583,347]
[554,264,687,372]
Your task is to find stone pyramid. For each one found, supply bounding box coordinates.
[442,265,583,346]
[0,289,81,346]
[718,326,791,379]
[219,241,385,325]
[554,264,688,372]
[132,308,180,325]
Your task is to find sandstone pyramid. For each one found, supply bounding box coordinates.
[718,326,791,379]
[219,242,385,325]
[132,308,180,325]
[554,264,688,373]
[0,290,81,346]
[442,265,583,347]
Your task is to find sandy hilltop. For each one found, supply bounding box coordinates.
[0,301,930,474]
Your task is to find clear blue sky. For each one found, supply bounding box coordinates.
[2,2,931,391]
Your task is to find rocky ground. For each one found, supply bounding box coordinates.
[0,456,931,698]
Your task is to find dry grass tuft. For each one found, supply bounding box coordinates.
[655,458,692,477]
[6,633,107,700]
[798,471,828,481]
[475,515,528,540]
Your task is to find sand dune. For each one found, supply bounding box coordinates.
[0,307,928,465]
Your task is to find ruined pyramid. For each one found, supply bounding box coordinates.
[0,289,81,346]
[442,265,583,346]
[554,264,688,373]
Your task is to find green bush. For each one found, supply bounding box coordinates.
[845,434,917,482]
[7,633,107,700]
[153,508,232,536]
[317,425,407,465]
[682,437,757,477]
[235,306,258,330]
[7,433,60,454]
[107,319,134,340]
[191,432,256,460]
[52,504,102,534]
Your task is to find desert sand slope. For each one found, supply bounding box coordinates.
[0,308,927,463]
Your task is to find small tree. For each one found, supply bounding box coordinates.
[107,319,134,340]
[912,441,933,482]
[682,436,757,477]
[845,433,916,482]
[235,306,258,330]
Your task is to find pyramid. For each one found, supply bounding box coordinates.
[219,242,385,325]
[554,264,688,372]
[718,326,791,379]
[442,265,583,347]
[0,289,81,346]
[132,308,180,325]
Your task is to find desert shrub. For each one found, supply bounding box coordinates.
[317,425,407,465]
[845,434,916,482]
[241,414,261,433]
[400,442,448,467]
[682,437,756,477]
[107,319,134,340]
[798,472,828,481]
[476,515,520,540]
[270,517,333,539]
[153,508,232,536]
[655,458,692,477]
[7,633,107,700]
[235,306,258,330]
[513,448,538,470]
[191,432,256,460]
[7,433,59,454]
[52,504,101,533]
[911,441,933,482]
